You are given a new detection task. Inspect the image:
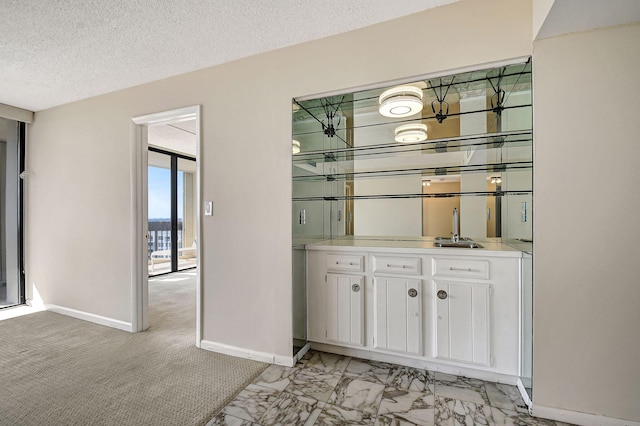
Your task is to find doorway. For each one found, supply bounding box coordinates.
[132,106,201,345]
[147,148,197,276]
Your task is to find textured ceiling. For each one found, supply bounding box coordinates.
[0,0,457,112]
[148,120,197,157]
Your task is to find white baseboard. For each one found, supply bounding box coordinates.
[532,404,640,426]
[294,343,311,363]
[310,342,519,385]
[200,340,296,367]
[516,378,532,409]
[45,304,133,332]
[274,353,296,367]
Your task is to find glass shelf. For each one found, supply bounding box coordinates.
[293,161,532,183]
[293,130,532,165]
[293,103,532,141]
[293,190,532,202]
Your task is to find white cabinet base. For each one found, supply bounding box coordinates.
[310,341,520,385]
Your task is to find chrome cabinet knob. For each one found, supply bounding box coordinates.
[437,290,448,300]
[408,288,418,298]
[352,283,361,292]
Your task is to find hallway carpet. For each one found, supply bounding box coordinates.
[0,271,267,425]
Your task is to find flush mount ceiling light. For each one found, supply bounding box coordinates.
[292,140,301,154]
[378,85,423,118]
[394,123,428,143]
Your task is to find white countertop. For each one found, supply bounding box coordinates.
[302,236,529,258]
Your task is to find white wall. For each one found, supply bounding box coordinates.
[26,0,533,360]
[533,23,640,422]
[533,0,556,39]
[0,103,33,123]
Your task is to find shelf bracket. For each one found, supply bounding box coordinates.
[429,76,455,123]
[489,70,506,117]
[321,96,345,138]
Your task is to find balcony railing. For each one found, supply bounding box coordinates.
[148,219,196,275]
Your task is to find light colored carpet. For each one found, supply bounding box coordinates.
[0,271,267,426]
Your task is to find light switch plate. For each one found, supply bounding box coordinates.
[204,201,213,216]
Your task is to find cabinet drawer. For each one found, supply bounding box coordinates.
[433,257,489,280]
[373,255,422,276]
[326,254,364,272]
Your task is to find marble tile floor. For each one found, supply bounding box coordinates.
[207,350,561,426]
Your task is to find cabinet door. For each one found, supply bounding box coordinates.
[435,281,491,366]
[373,277,422,355]
[326,274,365,347]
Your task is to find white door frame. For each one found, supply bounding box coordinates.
[131,105,202,347]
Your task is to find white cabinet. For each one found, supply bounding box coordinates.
[306,246,522,379]
[432,255,520,375]
[373,276,422,355]
[432,256,492,366]
[306,250,366,347]
[326,273,365,347]
[434,280,491,366]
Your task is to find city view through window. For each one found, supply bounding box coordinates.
[148,151,197,275]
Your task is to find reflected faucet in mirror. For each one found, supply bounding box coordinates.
[452,207,459,242]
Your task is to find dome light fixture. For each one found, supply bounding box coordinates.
[292,140,301,154]
[394,123,428,143]
[378,85,424,118]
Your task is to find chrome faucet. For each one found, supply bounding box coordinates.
[452,207,459,243]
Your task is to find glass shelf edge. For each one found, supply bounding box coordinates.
[293,130,532,158]
[293,190,533,202]
[293,104,532,138]
[293,162,533,182]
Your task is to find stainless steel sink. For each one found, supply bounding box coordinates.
[434,241,483,248]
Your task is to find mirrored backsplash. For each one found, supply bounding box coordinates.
[292,60,532,248]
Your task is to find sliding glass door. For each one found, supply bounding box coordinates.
[148,149,196,276]
[177,158,197,271]
[0,118,25,308]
